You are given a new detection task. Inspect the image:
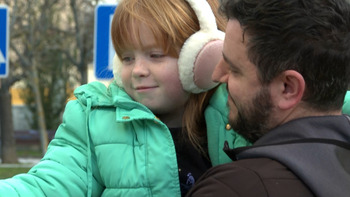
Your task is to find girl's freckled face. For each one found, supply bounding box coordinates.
[121,24,190,119]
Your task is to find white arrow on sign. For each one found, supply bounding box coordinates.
[0,50,5,64]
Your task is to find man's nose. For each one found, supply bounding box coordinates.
[212,59,228,83]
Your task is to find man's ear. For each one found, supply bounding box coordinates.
[271,70,305,110]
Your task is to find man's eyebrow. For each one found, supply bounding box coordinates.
[223,52,238,69]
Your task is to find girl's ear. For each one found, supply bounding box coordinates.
[270,70,305,110]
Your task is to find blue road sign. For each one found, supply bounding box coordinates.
[0,5,9,78]
[94,4,117,80]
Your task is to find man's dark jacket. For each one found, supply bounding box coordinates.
[187,115,350,197]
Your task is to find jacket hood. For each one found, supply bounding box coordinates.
[74,81,151,112]
[74,81,126,107]
[225,115,350,197]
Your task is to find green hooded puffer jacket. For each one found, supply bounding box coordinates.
[0,81,249,197]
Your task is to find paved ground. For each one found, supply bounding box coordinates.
[0,158,41,168]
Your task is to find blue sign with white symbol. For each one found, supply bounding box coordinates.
[94,4,117,79]
[0,5,9,78]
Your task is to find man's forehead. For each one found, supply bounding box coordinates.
[226,20,245,43]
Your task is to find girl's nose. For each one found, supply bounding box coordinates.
[132,58,150,77]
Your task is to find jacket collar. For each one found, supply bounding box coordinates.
[224,115,350,197]
[74,81,157,123]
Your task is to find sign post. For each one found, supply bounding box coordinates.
[94,4,117,80]
[0,5,9,78]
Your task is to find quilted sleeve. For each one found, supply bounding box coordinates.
[0,100,101,196]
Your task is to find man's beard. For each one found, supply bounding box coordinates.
[230,86,273,143]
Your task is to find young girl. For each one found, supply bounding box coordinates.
[0,0,250,196]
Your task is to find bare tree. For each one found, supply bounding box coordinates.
[7,0,58,155]
[0,79,18,163]
[67,0,97,85]
[0,0,101,159]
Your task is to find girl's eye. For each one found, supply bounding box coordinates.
[122,56,134,64]
[150,52,165,59]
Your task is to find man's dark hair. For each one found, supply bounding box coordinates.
[221,0,350,111]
